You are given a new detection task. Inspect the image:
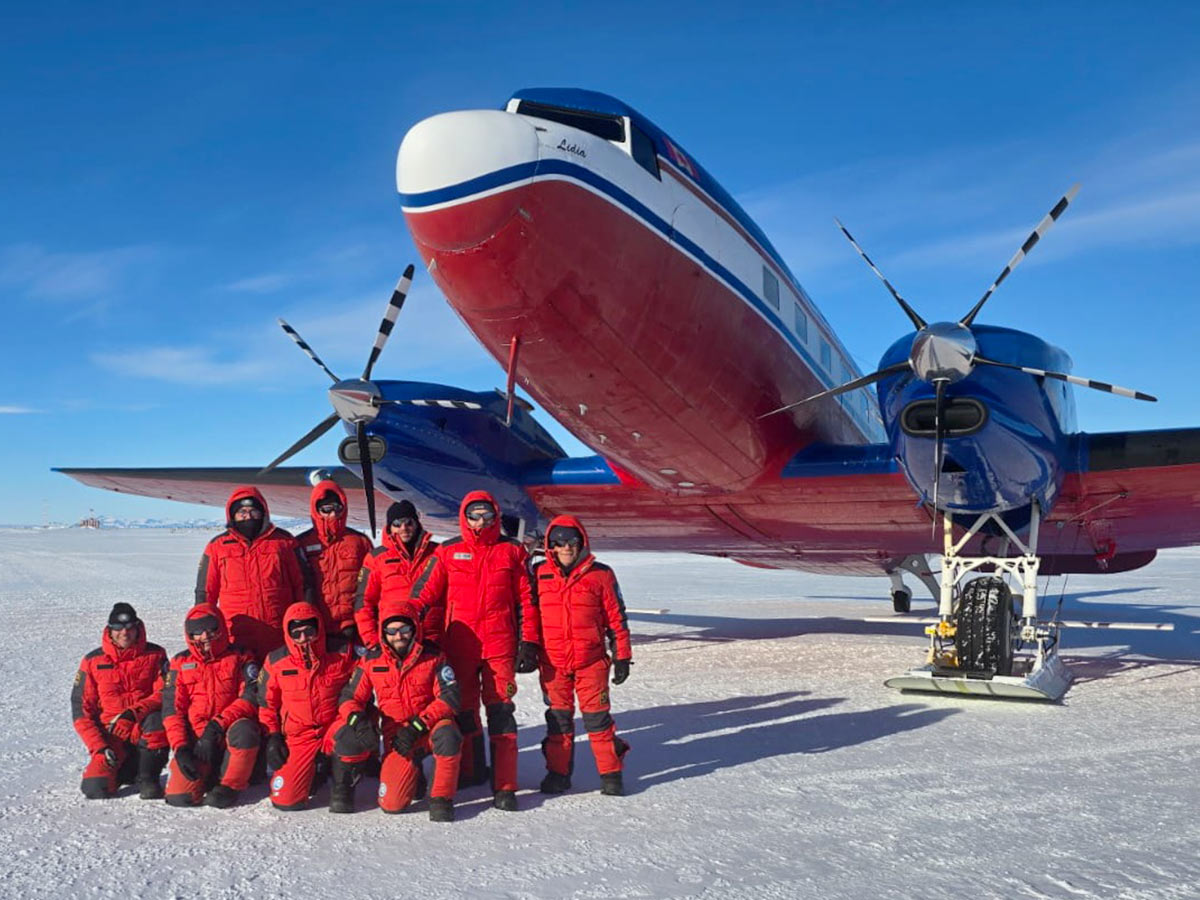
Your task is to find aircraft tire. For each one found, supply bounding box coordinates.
[955,576,1014,676]
[891,588,912,613]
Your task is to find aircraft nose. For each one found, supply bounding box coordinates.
[397,110,540,252]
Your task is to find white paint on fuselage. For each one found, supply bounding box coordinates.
[398,107,885,444]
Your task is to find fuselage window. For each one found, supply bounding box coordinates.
[820,338,832,372]
[630,124,660,179]
[515,101,626,142]
[793,304,808,342]
[763,267,780,310]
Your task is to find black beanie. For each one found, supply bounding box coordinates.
[387,500,420,527]
[108,602,139,628]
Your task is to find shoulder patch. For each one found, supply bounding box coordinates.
[74,669,84,686]
[267,647,290,665]
[243,662,260,681]
[439,664,456,684]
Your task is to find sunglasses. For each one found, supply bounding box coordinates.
[185,616,221,638]
[109,621,139,632]
[465,511,496,524]
[388,517,417,529]
[550,538,582,549]
[383,623,415,638]
[316,503,344,515]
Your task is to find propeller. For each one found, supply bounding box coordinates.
[764,185,1157,516]
[259,264,418,537]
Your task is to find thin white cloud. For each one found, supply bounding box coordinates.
[92,346,274,386]
[0,406,37,414]
[224,272,293,294]
[0,242,159,300]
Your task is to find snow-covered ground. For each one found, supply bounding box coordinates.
[2,528,1197,899]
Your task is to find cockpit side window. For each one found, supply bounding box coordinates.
[630,124,660,179]
[515,101,626,142]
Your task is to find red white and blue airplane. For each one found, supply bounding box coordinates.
[59,88,1200,698]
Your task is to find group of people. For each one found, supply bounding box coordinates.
[70,481,634,822]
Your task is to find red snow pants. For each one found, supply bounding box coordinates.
[449,653,518,792]
[540,657,628,777]
[164,718,260,805]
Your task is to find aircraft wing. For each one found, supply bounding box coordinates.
[53,466,393,527]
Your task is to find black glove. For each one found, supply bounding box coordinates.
[174,744,200,781]
[265,733,289,771]
[391,719,428,757]
[515,641,540,674]
[612,658,632,685]
[195,719,224,765]
[347,711,378,754]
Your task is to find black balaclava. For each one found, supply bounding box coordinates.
[231,496,264,540]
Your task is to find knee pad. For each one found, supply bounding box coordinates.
[544,708,574,735]
[484,702,517,735]
[139,710,165,735]
[334,724,371,758]
[225,718,260,750]
[582,710,614,734]
[430,723,462,757]
[80,777,111,800]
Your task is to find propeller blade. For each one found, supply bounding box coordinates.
[931,378,946,537]
[759,361,910,419]
[278,319,341,383]
[974,357,1156,401]
[377,398,483,411]
[356,422,377,538]
[960,184,1080,327]
[258,412,341,475]
[834,218,926,330]
[362,264,415,380]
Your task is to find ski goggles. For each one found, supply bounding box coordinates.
[382,622,415,638]
[185,615,222,638]
[288,619,320,639]
[108,620,139,632]
[464,508,496,524]
[550,536,582,549]
[316,500,344,515]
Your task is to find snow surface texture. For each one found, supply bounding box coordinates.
[2,528,1197,900]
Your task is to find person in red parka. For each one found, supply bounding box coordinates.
[295,481,373,642]
[195,486,316,661]
[354,500,438,648]
[411,490,539,811]
[533,516,633,797]
[162,604,261,808]
[332,597,461,821]
[257,601,358,811]
[71,603,169,800]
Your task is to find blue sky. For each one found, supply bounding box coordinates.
[4,2,1199,524]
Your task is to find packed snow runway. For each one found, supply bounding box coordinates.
[2,528,1198,899]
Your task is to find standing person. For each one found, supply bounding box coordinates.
[412,490,540,811]
[354,500,438,648]
[534,516,633,796]
[257,601,358,811]
[332,598,461,821]
[71,603,169,800]
[162,604,261,808]
[195,486,316,661]
[295,480,373,642]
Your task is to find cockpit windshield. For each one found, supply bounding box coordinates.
[514,100,626,143]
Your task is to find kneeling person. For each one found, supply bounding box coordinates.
[333,599,460,821]
[258,602,358,810]
[71,603,169,799]
[163,604,261,808]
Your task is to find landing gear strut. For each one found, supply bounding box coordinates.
[886,554,939,613]
[884,502,1073,701]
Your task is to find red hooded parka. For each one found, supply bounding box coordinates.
[353,524,438,647]
[72,621,167,755]
[294,481,373,636]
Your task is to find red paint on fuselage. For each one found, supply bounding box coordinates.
[407,178,862,497]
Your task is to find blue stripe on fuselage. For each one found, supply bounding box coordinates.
[401,159,880,442]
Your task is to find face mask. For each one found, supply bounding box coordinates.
[233,518,262,540]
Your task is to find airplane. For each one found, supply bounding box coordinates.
[58,87,1200,700]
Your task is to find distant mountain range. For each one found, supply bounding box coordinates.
[5,516,311,531]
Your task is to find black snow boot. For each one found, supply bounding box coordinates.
[204,784,239,808]
[328,757,358,814]
[492,789,518,811]
[415,764,428,801]
[136,747,168,800]
[428,797,454,822]
[249,738,268,786]
[540,771,571,794]
[600,773,624,796]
